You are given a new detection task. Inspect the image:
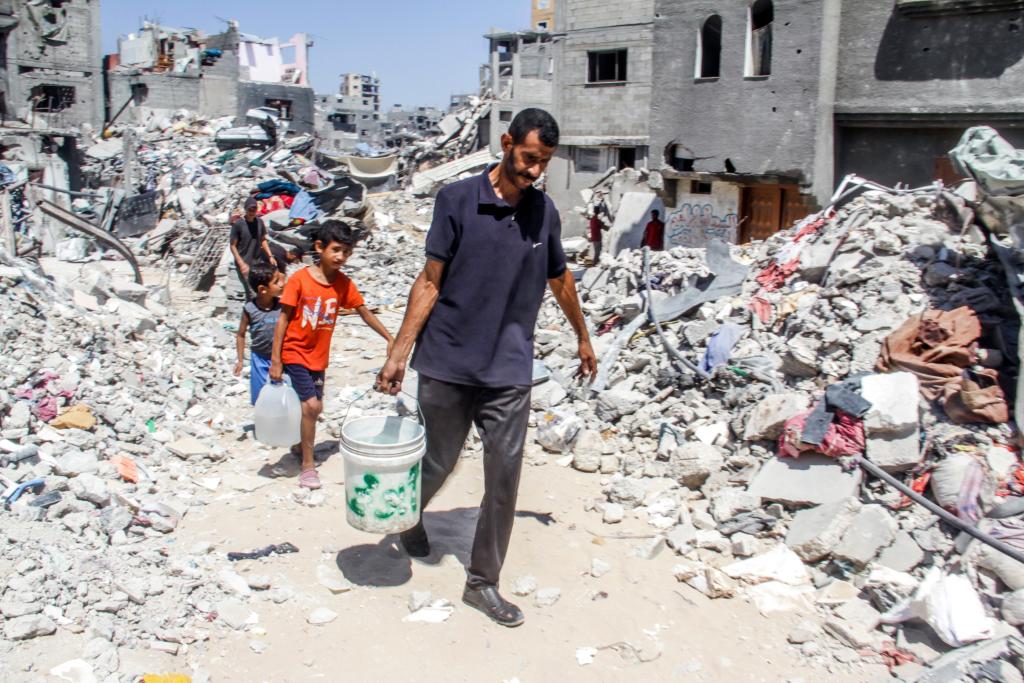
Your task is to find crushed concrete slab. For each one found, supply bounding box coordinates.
[746,454,862,506]
[785,498,862,562]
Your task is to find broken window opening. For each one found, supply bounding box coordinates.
[691,180,713,195]
[587,50,628,84]
[537,21,549,30]
[576,147,603,173]
[697,15,722,79]
[31,84,74,113]
[499,110,512,122]
[617,147,637,170]
[747,0,773,77]
[264,98,293,120]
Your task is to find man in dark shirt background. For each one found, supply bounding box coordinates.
[642,209,665,251]
[377,108,596,628]
[230,197,276,298]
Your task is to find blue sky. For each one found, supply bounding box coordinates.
[100,0,529,109]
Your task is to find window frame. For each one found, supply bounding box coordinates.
[587,49,628,85]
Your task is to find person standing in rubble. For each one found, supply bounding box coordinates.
[588,200,609,264]
[376,108,596,628]
[642,209,665,251]
[230,197,276,299]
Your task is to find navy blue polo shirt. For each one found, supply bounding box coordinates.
[411,166,567,388]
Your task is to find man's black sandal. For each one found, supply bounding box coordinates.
[462,585,524,627]
[399,526,431,558]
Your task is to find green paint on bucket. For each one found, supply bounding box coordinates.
[341,415,426,534]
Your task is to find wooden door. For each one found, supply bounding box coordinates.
[741,185,782,243]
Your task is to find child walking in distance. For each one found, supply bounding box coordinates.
[269,220,393,489]
[234,264,284,404]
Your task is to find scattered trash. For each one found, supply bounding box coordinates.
[227,542,300,561]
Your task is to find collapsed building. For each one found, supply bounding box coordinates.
[105,22,316,134]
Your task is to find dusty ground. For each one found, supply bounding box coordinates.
[13,261,889,682]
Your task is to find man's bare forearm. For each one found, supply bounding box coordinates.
[549,270,589,342]
[391,267,441,360]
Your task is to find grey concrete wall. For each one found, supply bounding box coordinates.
[549,0,655,236]
[237,81,315,134]
[108,73,202,122]
[837,124,1024,188]
[198,40,239,121]
[832,4,1024,188]
[835,4,1024,116]
[648,0,828,194]
[8,0,102,129]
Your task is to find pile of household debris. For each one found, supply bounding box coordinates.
[522,128,1024,679]
[12,108,378,299]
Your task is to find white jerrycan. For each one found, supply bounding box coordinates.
[254,375,302,446]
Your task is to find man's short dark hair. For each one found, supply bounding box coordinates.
[244,197,258,210]
[248,262,277,291]
[509,108,559,148]
[651,210,660,216]
[317,219,365,248]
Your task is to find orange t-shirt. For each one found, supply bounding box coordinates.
[280,267,364,371]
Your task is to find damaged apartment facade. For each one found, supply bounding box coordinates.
[0,0,102,192]
[546,0,655,235]
[315,73,384,151]
[547,0,1024,243]
[105,23,315,133]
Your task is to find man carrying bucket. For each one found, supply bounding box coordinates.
[376,108,596,627]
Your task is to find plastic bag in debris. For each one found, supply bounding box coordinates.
[536,409,583,453]
[880,567,994,647]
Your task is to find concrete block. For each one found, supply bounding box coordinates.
[747,454,862,506]
[670,442,724,489]
[877,531,926,573]
[861,372,921,472]
[785,497,862,562]
[833,504,897,567]
[861,372,919,435]
[743,393,811,441]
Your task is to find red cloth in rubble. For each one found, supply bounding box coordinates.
[258,194,294,215]
[748,295,772,324]
[778,408,865,459]
[754,257,801,293]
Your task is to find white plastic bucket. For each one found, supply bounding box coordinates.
[341,415,426,534]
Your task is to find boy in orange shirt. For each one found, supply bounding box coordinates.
[269,220,393,489]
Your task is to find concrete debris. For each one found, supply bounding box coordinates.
[3,66,1024,680]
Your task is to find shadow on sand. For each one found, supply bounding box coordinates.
[335,507,554,587]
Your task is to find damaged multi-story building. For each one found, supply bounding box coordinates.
[481,29,555,155]
[105,22,315,133]
[0,0,102,195]
[649,0,1024,247]
[547,0,1024,244]
[0,0,102,130]
[315,73,385,151]
[546,0,655,234]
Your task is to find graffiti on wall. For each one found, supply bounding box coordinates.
[666,203,739,248]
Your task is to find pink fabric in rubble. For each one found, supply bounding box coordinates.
[778,409,865,459]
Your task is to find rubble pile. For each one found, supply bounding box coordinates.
[56,111,376,290]
[397,96,492,188]
[530,180,1024,675]
[0,250,264,676]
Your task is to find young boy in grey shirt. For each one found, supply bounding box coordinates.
[234,263,285,404]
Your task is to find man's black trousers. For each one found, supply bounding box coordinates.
[415,374,531,589]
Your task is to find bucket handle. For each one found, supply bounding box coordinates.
[341,386,423,429]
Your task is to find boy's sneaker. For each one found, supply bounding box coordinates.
[298,468,321,489]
